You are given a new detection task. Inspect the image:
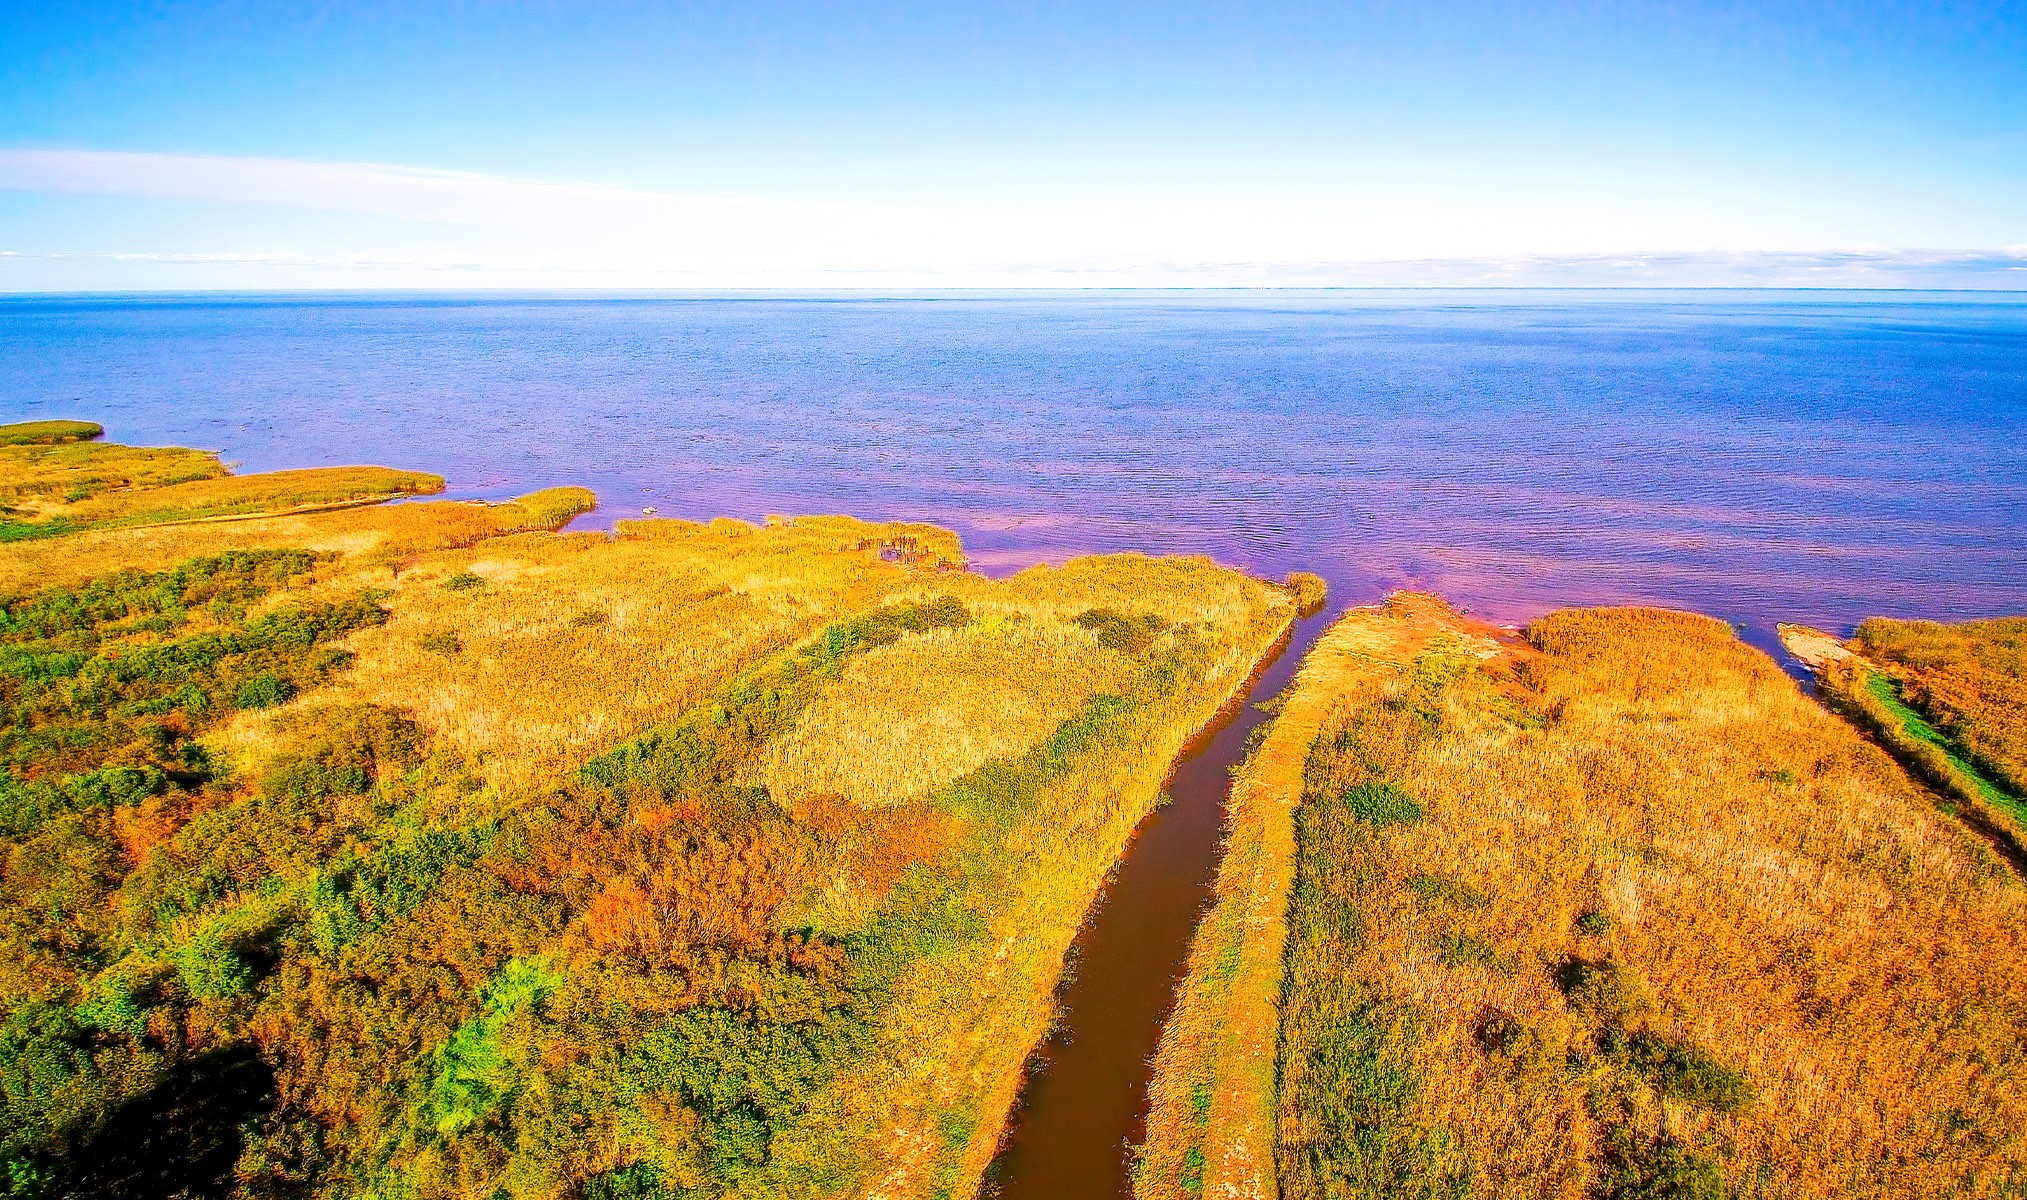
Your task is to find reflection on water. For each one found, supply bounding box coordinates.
[5,290,2020,646]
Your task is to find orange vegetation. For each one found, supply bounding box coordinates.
[0,430,1299,1200]
[1260,602,2027,1199]
[1137,593,1504,1200]
[1854,615,2027,797]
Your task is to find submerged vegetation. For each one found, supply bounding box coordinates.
[0,426,1295,1199]
[1148,597,2027,1200]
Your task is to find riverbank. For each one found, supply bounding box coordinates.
[1148,598,2027,1200]
[938,598,1296,1199]
[0,423,1306,1200]
[1134,594,1504,1200]
[1781,621,2027,869]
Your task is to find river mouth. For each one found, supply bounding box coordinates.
[987,606,1333,1199]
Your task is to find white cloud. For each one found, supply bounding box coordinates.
[2,149,2024,287]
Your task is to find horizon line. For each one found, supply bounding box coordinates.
[4,284,2026,297]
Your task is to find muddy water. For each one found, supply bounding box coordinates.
[989,607,1332,1199]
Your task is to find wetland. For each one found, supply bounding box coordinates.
[1,290,2024,1200]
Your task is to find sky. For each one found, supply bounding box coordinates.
[2,1,2024,289]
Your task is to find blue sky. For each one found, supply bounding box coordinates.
[3,1,2024,287]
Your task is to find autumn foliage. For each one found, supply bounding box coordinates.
[0,429,1297,1200]
[1256,602,2027,1200]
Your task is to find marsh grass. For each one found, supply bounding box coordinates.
[0,490,599,598]
[313,518,970,791]
[0,421,102,446]
[0,438,443,542]
[0,429,1300,1200]
[61,465,445,527]
[1265,604,2027,1199]
[749,620,1134,808]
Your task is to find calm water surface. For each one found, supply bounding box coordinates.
[4,290,2023,1196]
[5,290,2023,642]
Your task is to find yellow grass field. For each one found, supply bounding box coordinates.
[277,515,991,791]
[750,620,1137,808]
[1155,598,2027,1200]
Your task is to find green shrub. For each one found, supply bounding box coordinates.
[1280,993,1472,1200]
[1074,607,1169,655]
[1433,933,1512,973]
[1560,959,1652,1029]
[0,1153,55,1200]
[1595,1130,1725,1200]
[234,672,295,709]
[419,630,462,655]
[0,548,321,642]
[425,956,562,1136]
[568,609,608,629]
[1405,873,1488,910]
[0,1002,104,1153]
[0,555,383,840]
[1489,694,1548,730]
[1626,1032,1755,1114]
[1340,781,1427,827]
[442,571,485,592]
[175,933,251,1000]
[72,975,148,1039]
[1575,910,1617,937]
[1473,1009,1535,1058]
[261,705,422,802]
[579,1163,672,1200]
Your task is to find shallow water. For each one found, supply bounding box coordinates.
[3,289,2023,1195]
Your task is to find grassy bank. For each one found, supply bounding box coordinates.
[1811,618,2027,859]
[0,434,444,542]
[1167,600,2027,1199]
[1853,617,2027,798]
[0,421,102,447]
[0,427,1298,1200]
[1135,593,1494,1200]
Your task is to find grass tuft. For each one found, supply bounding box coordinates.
[0,421,101,447]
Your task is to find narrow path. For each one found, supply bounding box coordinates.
[987,610,1331,1200]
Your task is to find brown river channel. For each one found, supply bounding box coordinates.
[988,607,1334,1198]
